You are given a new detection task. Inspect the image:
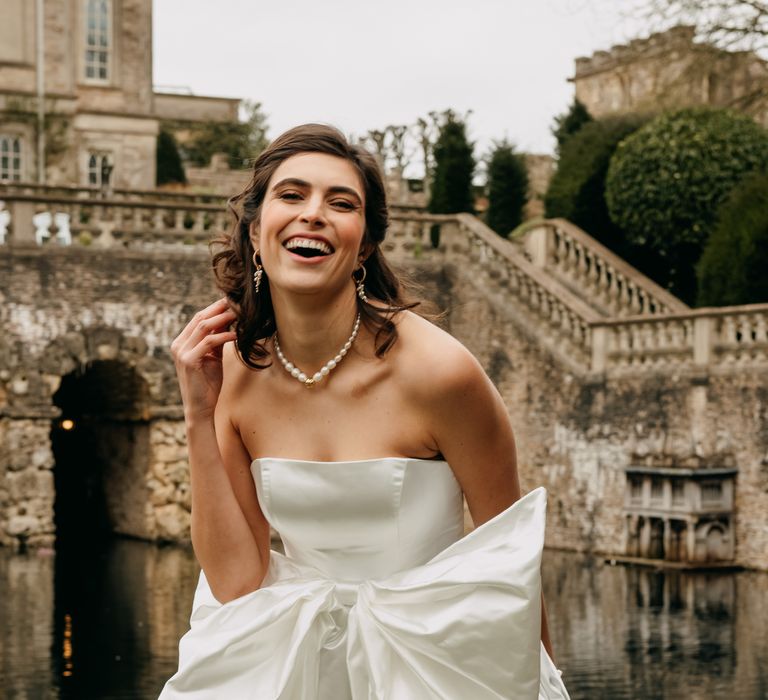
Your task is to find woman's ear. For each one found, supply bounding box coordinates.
[249,220,260,251]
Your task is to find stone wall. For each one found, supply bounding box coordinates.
[1,246,766,569]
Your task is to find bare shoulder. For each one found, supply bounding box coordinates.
[393,310,488,402]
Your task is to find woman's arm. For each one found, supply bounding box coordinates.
[171,299,270,603]
[416,340,554,658]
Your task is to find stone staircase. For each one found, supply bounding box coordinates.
[385,211,768,377]
[1,184,766,378]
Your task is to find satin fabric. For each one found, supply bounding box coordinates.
[160,458,570,699]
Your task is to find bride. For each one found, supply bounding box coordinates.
[161,124,570,699]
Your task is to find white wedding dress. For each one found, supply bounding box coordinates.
[160,457,570,699]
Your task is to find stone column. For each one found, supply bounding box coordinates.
[662,518,671,561]
[639,516,651,557]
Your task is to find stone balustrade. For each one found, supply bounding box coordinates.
[591,304,768,373]
[2,185,766,377]
[0,190,229,249]
[522,218,689,317]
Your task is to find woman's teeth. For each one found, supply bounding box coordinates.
[284,238,333,256]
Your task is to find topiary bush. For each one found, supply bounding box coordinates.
[605,107,768,304]
[544,114,650,259]
[697,171,768,306]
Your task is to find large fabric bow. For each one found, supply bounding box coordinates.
[160,488,569,699]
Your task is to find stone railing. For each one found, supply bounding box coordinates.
[0,189,230,249]
[388,212,768,375]
[0,182,227,205]
[387,212,600,371]
[591,304,768,373]
[522,219,689,317]
[2,186,765,376]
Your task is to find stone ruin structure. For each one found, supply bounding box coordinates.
[572,25,768,126]
[0,183,767,571]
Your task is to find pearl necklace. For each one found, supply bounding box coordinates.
[274,313,361,388]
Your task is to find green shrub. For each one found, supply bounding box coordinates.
[156,129,187,186]
[544,115,649,257]
[606,107,768,304]
[697,171,768,306]
[429,111,475,214]
[485,141,528,237]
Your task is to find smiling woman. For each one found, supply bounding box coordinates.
[162,124,570,699]
[211,124,424,371]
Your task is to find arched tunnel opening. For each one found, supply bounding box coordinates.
[50,358,153,695]
[51,359,151,548]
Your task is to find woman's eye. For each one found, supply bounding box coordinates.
[332,200,356,210]
[279,191,302,200]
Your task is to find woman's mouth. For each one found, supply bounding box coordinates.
[283,237,334,259]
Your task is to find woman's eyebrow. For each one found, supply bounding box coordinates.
[271,178,362,204]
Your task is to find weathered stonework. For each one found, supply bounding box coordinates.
[1,219,766,570]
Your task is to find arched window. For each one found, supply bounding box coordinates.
[0,135,22,182]
[84,0,111,81]
[88,151,113,186]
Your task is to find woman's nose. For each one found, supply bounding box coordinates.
[299,196,326,227]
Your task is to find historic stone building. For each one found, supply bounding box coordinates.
[0,0,240,189]
[572,25,768,126]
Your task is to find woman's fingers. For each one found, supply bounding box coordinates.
[176,327,237,369]
[172,298,234,357]
[181,309,237,353]
[172,298,231,348]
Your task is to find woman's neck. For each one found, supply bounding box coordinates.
[270,289,361,373]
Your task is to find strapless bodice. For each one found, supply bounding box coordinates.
[251,457,464,582]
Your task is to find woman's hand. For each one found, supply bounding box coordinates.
[171,297,238,422]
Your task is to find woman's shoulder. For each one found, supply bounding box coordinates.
[393,310,488,403]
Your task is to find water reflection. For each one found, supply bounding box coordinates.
[543,550,768,699]
[0,544,766,698]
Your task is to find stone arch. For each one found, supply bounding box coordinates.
[0,324,186,549]
[51,357,152,544]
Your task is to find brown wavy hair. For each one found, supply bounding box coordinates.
[211,123,428,370]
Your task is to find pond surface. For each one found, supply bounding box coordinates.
[0,541,766,699]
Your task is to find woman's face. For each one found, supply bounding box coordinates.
[255,152,367,300]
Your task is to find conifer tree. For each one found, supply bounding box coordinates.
[156,129,186,186]
[486,141,529,237]
[552,99,592,156]
[429,110,475,214]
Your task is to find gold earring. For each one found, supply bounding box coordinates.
[252,250,263,294]
[353,265,368,302]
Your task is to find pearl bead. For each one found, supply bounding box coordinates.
[328,359,337,369]
[334,354,342,362]
[313,372,323,382]
[320,366,330,376]
[291,367,301,378]
[286,362,294,372]
[298,372,307,383]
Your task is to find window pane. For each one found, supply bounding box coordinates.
[1,156,8,169]
[98,66,107,79]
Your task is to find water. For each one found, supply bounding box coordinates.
[0,543,765,699]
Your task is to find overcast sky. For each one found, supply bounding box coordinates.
[153,0,648,169]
